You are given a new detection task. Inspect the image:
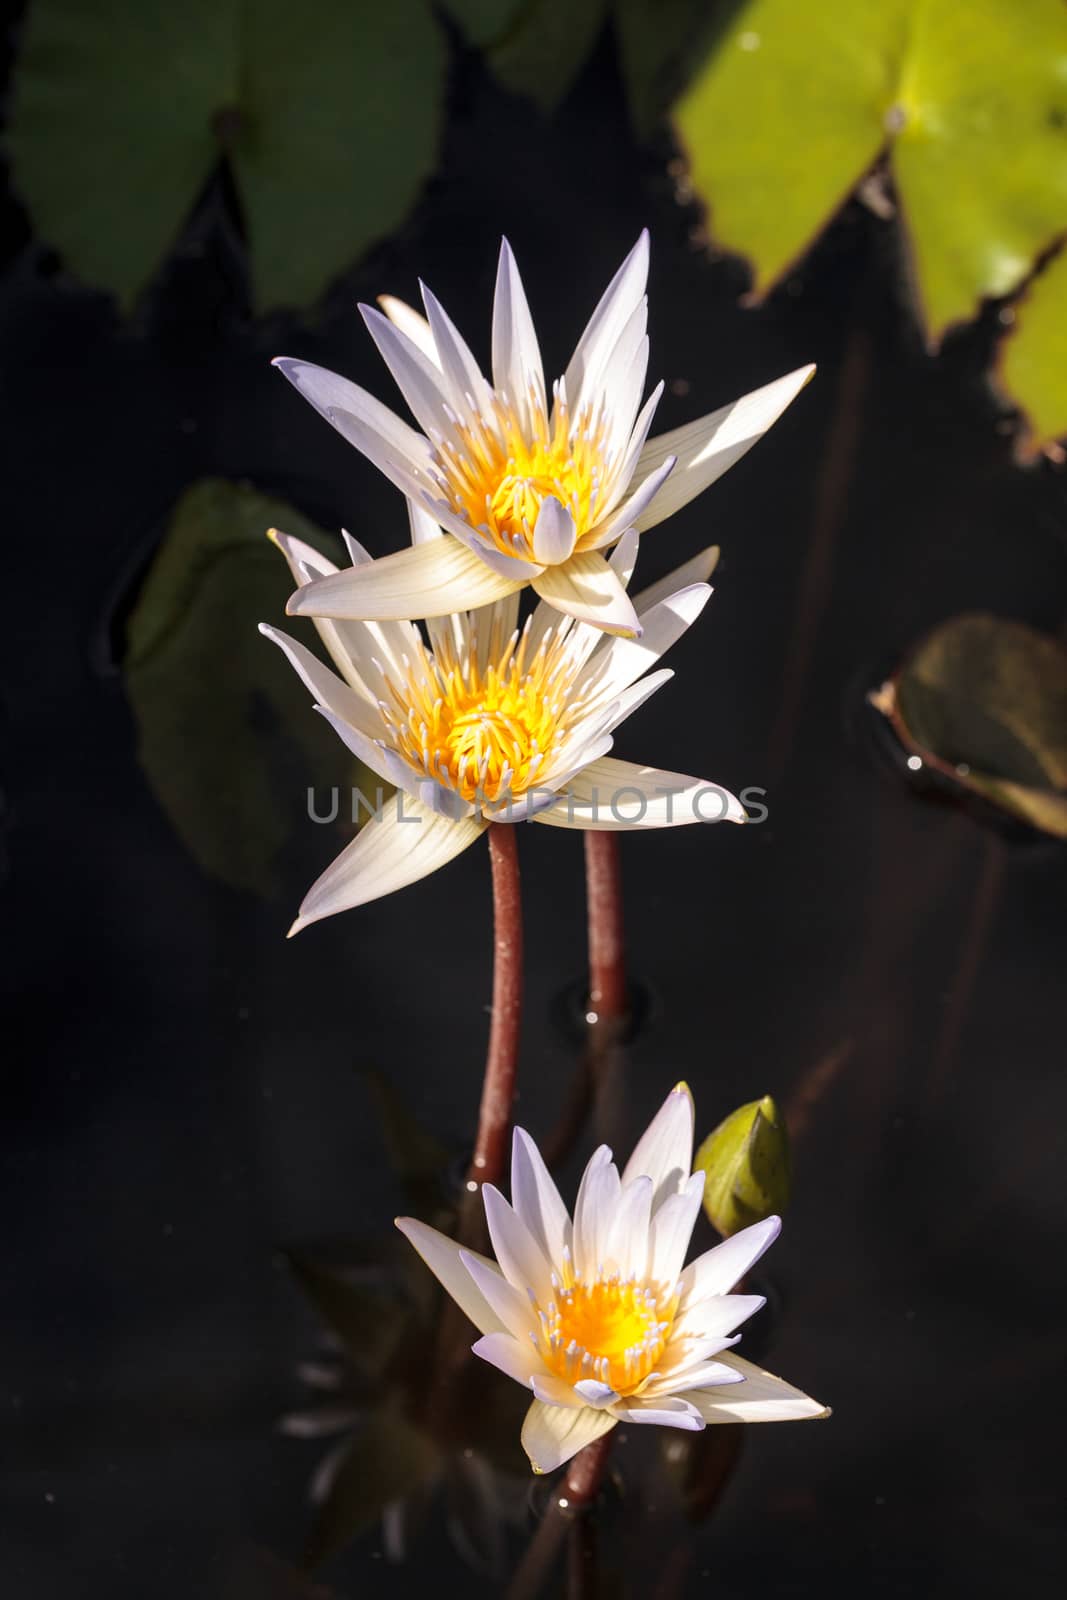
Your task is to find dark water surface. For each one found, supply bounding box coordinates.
[4,35,1066,1600]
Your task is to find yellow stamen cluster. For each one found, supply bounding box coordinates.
[535,1269,675,1396]
[431,391,613,561]
[378,622,585,806]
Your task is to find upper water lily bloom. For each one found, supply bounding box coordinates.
[275,232,813,638]
[397,1085,828,1474]
[261,510,744,931]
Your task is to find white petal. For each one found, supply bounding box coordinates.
[460,1249,538,1343]
[612,379,666,499]
[511,1128,571,1270]
[530,1374,583,1409]
[633,366,815,531]
[290,797,486,931]
[418,491,543,578]
[532,496,578,565]
[492,238,547,435]
[646,1172,705,1285]
[610,526,640,591]
[573,1380,619,1409]
[531,550,641,636]
[420,282,494,417]
[360,303,459,441]
[608,1395,704,1430]
[286,536,525,622]
[520,1400,617,1474]
[676,1217,782,1308]
[377,295,440,365]
[558,757,747,829]
[395,1218,510,1337]
[653,1359,744,1396]
[687,1355,829,1423]
[591,296,649,467]
[482,1185,555,1303]
[604,1175,653,1279]
[581,455,675,551]
[629,543,720,615]
[572,1156,622,1281]
[668,1294,767,1345]
[471,1331,547,1388]
[620,1083,694,1209]
[272,357,434,494]
[564,231,649,422]
[577,583,711,706]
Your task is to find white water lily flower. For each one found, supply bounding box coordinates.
[397,1085,828,1474]
[275,232,813,638]
[261,509,746,931]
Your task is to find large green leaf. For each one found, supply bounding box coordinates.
[673,0,1067,344]
[8,0,446,311]
[124,479,356,894]
[995,247,1067,459]
[485,0,609,112]
[875,613,1067,838]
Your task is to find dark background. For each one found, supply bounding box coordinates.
[3,21,1066,1600]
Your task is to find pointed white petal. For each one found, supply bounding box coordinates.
[273,357,435,493]
[592,296,649,466]
[577,583,711,706]
[511,1128,571,1270]
[573,1380,619,1409]
[610,527,640,591]
[287,536,525,622]
[668,1293,766,1346]
[492,239,547,434]
[460,1249,539,1343]
[406,497,443,544]
[572,1156,622,1282]
[621,1084,695,1210]
[612,379,666,499]
[604,1175,653,1279]
[361,302,469,443]
[259,622,386,743]
[646,1172,705,1285]
[395,1218,510,1337]
[520,1400,617,1474]
[687,1355,829,1423]
[653,1359,744,1397]
[420,282,494,417]
[531,550,641,637]
[553,757,746,830]
[530,1374,583,1409]
[676,1218,782,1309]
[418,491,543,577]
[608,1395,704,1430]
[265,532,375,696]
[629,543,720,615]
[290,797,485,931]
[378,295,440,364]
[564,231,650,421]
[532,496,578,565]
[482,1186,556,1303]
[471,1331,548,1388]
[633,366,815,531]
[581,455,675,551]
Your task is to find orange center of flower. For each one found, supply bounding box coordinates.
[434,395,610,561]
[538,1275,674,1395]
[382,628,584,806]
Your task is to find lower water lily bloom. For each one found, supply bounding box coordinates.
[275,232,813,637]
[261,509,746,931]
[396,1086,828,1474]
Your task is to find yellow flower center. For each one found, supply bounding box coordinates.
[435,395,610,561]
[537,1274,674,1395]
[381,627,583,805]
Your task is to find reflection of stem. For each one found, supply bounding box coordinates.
[584,833,627,1025]
[465,824,524,1195]
[562,1431,613,1509]
[766,310,872,783]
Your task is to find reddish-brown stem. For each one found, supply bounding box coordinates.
[584,832,627,1026]
[467,823,524,1190]
[561,1430,613,1510]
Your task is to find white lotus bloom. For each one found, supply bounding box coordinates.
[261,510,746,931]
[397,1085,827,1474]
[275,233,813,638]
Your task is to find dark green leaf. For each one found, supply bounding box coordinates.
[615,0,730,137]
[124,478,356,894]
[440,0,526,48]
[486,0,609,113]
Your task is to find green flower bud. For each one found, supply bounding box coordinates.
[694,1095,791,1238]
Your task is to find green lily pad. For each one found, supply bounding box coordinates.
[994,247,1067,460]
[485,0,609,113]
[694,1093,791,1239]
[877,613,1067,838]
[8,0,446,311]
[673,0,1067,344]
[124,479,356,895]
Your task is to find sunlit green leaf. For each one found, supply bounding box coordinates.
[673,0,905,298]
[304,1413,439,1569]
[879,612,1067,838]
[995,247,1067,459]
[486,0,609,113]
[672,0,1067,343]
[8,0,446,311]
[694,1094,791,1238]
[124,479,355,894]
